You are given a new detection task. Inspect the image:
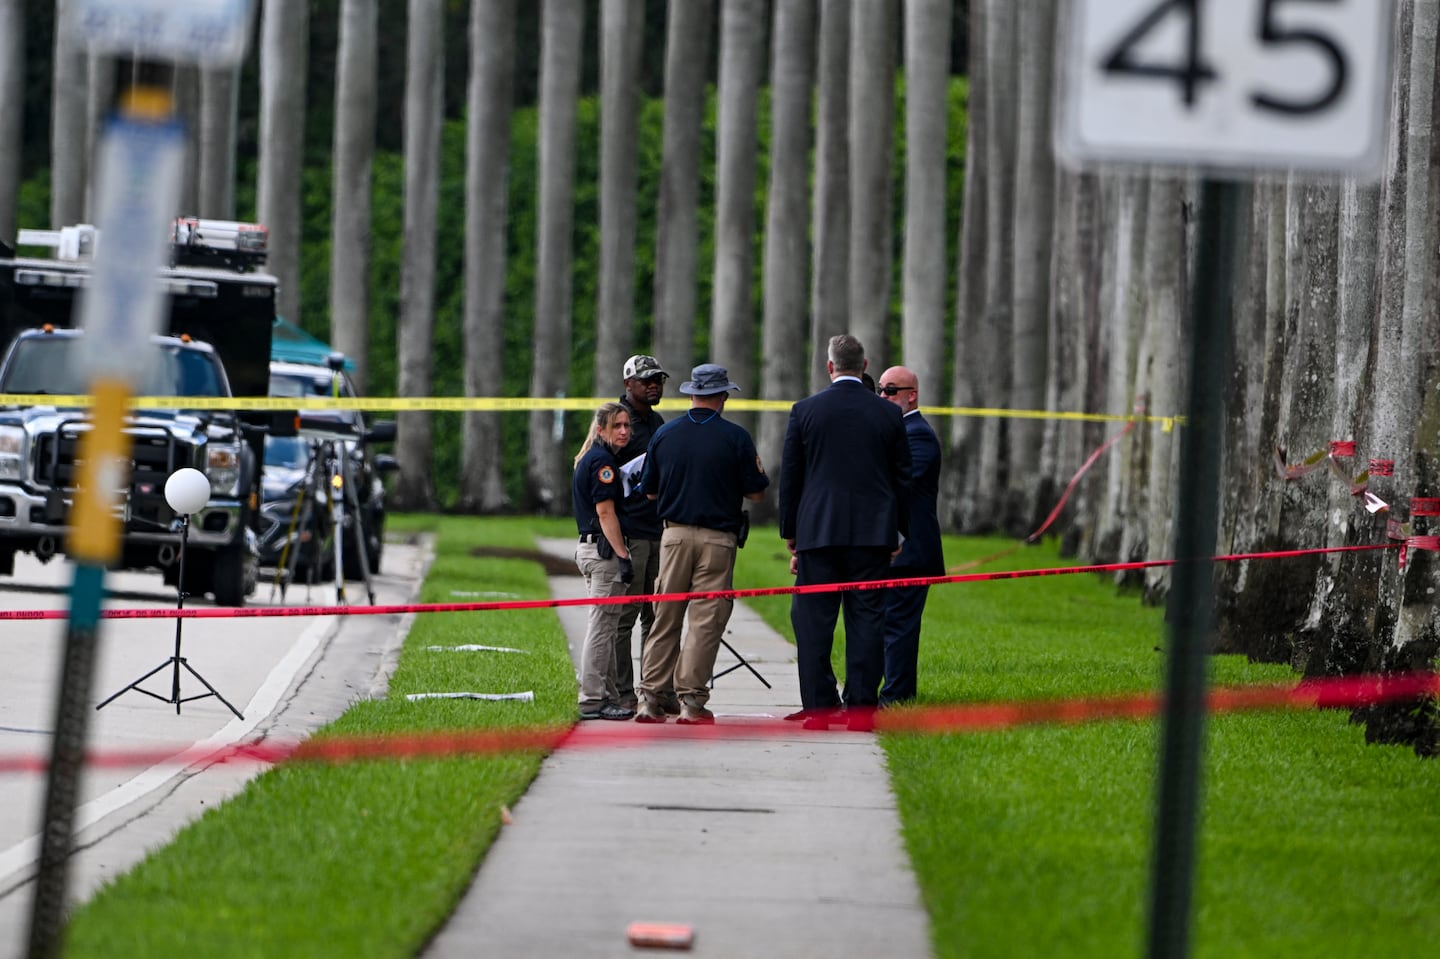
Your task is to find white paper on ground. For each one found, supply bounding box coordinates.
[425,644,530,654]
[405,691,535,702]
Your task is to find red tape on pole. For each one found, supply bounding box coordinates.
[1411,498,1440,517]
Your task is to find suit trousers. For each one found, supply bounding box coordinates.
[612,536,660,708]
[881,580,929,704]
[791,545,893,710]
[575,542,626,708]
[640,523,738,708]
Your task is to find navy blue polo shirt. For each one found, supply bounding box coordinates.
[639,409,769,533]
[572,443,624,536]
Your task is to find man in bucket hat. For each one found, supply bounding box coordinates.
[635,364,770,724]
[613,354,681,716]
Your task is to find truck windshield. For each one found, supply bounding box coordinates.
[0,337,225,397]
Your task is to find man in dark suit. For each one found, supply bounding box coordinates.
[877,365,945,705]
[779,334,911,731]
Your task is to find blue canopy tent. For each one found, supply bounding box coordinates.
[270,317,355,370]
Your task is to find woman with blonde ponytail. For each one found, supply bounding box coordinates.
[571,403,636,720]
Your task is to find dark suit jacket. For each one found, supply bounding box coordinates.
[779,378,911,549]
[894,411,945,575]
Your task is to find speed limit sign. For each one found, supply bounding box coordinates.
[1058,0,1395,176]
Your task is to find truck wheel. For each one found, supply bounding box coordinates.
[211,536,254,607]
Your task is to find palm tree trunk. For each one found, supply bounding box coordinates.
[459,0,517,514]
[51,0,87,228]
[1044,171,1101,553]
[756,0,816,522]
[526,0,584,513]
[330,0,378,390]
[1138,175,1186,601]
[847,0,896,363]
[1388,0,1440,660]
[171,66,199,216]
[901,0,951,401]
[392,0,444,512]
[963,0,1017,532]
[1008,0,1057,529]
[942,0,985,528]
[710,0,766,435]
[1212,186,1269,650]
[257,0,310,326]
[809,0,849,393]
[1269,181,1343,663]
[0,0,22,240]
[595,0,645,388]
[1305,177,1383,671]
[652,0,713,373]
[197,66,240,219]
[1093,174,1149,563]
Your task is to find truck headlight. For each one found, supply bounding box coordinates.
[0,426,25,481]
[207,444,241,497]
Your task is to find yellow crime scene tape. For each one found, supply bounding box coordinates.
[0,393,1184,428]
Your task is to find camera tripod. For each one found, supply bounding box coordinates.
[272,433,376,605]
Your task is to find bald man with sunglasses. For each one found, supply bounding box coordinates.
[876,366,945,705]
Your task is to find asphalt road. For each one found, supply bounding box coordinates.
[0,539,430,953]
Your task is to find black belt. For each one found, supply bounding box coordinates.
[663,521,731,532]
[579,533,602,543]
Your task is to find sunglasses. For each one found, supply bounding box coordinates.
[877,385,915,396]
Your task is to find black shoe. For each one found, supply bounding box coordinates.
[580,703,635,721]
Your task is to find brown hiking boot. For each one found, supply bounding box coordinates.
[658,692,683,715]
[676,704,715,725]
[635,701,668,724]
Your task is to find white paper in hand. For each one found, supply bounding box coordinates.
[619,453,646,497]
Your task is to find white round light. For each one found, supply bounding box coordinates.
[165,468,211,515]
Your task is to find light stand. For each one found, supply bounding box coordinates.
[96,468,243,719]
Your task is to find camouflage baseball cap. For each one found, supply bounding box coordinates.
[623,354,669,380]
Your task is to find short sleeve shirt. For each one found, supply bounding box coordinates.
[572,443,624,536]
[640,410,769,533]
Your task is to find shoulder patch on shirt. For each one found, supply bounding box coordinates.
[755,455,766,475]
[597,465,616,484]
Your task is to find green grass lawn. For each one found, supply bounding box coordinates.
[62,517,1439,958]
[740,534,1440,958]
[65,516,579,959]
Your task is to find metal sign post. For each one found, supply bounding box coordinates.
[1057,3,1394,958]
[26,6,254,956]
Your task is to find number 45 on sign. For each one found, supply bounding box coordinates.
[1058,0,1395,177]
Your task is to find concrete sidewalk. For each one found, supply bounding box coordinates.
[424,538,931,958]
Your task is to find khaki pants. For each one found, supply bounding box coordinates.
[639,523,737,708]
[575,541,626,708]
[612,536,659,709]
